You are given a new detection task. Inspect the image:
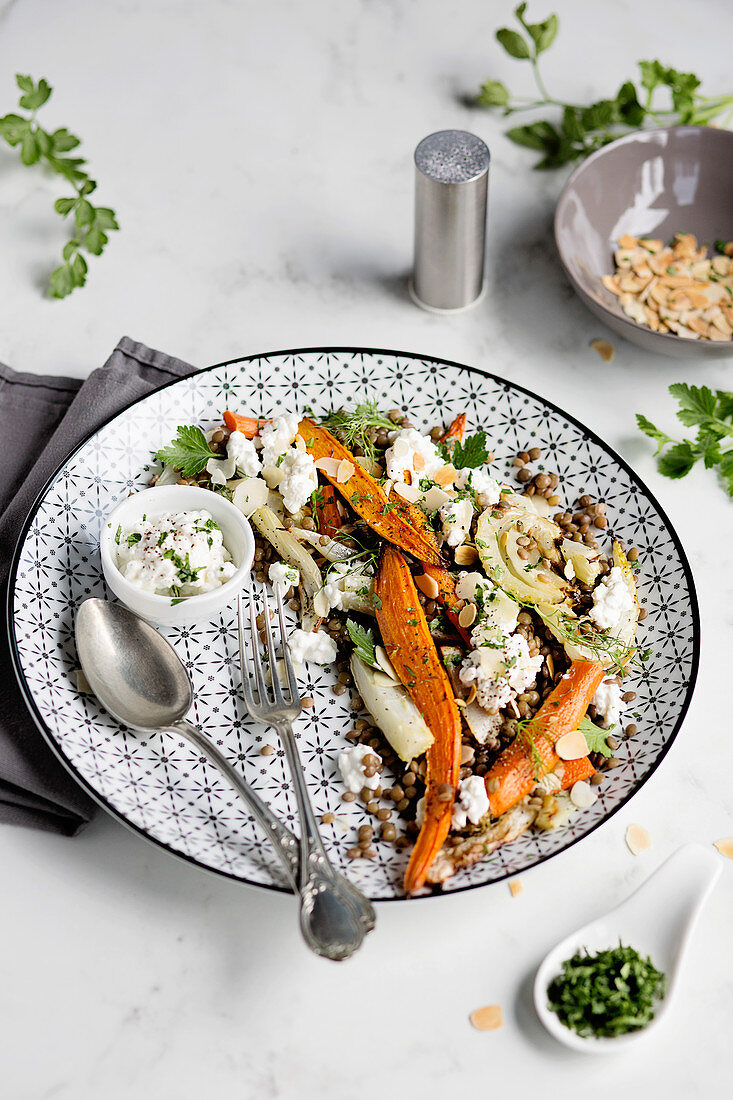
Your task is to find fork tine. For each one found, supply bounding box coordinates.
[275,584,300,705]
[248,586,270,705]
[237,592,257,710]
[260,585,286,706]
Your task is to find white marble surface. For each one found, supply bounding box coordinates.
[1,0,732,1096]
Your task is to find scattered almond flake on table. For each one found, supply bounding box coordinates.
[625,823,652,855]
[469,1005,503,1031]
[508,879,523,897]
[590,338,615,362]
[713,838,733,859]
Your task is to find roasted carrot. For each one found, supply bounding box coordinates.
[558,756,595,787]
[485,660,605,818]
[223,411,271,438]
[298,418,443,566]
[440,414,466,443]
[376,545,462,894]
[313,483,342,538]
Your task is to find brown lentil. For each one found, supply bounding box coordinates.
[380,822,397,842]
[621,691,636,702]
[516,468,532,483]
[366,800,380,815]
[341,791,356,803]
[390,785,404,802]
[377,807,392,822]
[332,683,347,696]
[638,607,648,621]
[437,783,453,802]
[528,446,542,461]
[396,797,410,812]
[321,813,335,825]
[625,723,638,737]
[301,696,314,709]
[346,848,361,860]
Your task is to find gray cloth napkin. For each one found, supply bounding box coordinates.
[0,336,196,835]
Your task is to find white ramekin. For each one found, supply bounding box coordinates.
[99,484,254,626]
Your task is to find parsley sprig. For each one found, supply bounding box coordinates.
[445,430,491,470]
[0,75,119,297]
[578,716,614,758]
[547,943,666,1038]
[346,619,380,670]
[155,425,217,479]
[637,384,733,497]
[477,5,733,169]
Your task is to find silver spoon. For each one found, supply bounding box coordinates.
[74,598,375,959]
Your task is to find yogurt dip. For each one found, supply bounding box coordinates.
[114,509,237,598]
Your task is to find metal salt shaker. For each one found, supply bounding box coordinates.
[410,130,490,313]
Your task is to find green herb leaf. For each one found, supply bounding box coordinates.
[346,619,380,670]
[668,382,718,427]
[477,79,510,107]
[635,414,672,454]
[495,26,531,59]
[155,425,216,478]
[318,401,395,463]
[451,430,491,469]
[578,716,614,758]
[657,441,696,480]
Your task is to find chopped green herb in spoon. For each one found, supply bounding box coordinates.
[547,943,666,1038]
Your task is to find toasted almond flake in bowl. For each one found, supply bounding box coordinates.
[570,780,597,809]
[626,823,652,856]
[590,338,615,363]
[458,602,477,629]
[415,572,440,600]
[713,838,733,859]
[454,543,479,567]
[469,1005,503,1032]
[556,731,589,761]
[509,879,523,897]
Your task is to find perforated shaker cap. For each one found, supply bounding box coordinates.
[411,130,490,312]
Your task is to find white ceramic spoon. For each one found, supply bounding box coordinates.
[534,843,722,1053]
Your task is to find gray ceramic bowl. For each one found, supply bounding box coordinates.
[555,125,733,358]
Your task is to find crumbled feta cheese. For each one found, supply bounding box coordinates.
[115,510,236,596]
[206,455,237,485]
[440,497,474,547]
[454,467,502,507]
[314,559,375,617]
[337,743,382,794]
[227,430,262,477]
[455,571,485,602]
[452,774,490,830]
[268,561,299,593]
[592,677,626,728]
[259,413,300,468]
[384,428,444,483]
[563,559,576,581]
[589,566,635,632]
[288,628,337,665]
[277,450,318,514]
[459,634,543,713]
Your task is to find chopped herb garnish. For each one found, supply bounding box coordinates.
[114,524,122,545]
[318,401,395,463]
[547,943,666,1038]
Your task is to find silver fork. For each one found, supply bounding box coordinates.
[238,587,376,961]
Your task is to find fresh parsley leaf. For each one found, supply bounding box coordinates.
[451,430,490,469]
[637,384,733,496]
[346,619,380,670]
[0,74,119,298]
[476,11,733,170]
[635,414,672,454]
[126,532,142,547]
[578,716,614,758]
[155,425,216,478]
[114,524,122,545]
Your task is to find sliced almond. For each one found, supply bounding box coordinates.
[687,316,709,337]
[602,274,622,295]
[355,455,382,477]
[433,464,457,488]
[415,572,440,600]
[508,879,523,897]
[393,480,421,503]
[458,602,477,629]
[713,838,733,859]
[556,731,589,760]
[336,458,355,484]
[570,781,597,809]
[423,486,451,512]
[590,338,615,363]
[625,823,651,856]
[454,544,479,567]
[712,255,730,276]
[638,238,663,253]
[314,456,341,478]
[469,1005,503,1031]
[659,275,694,288]
[374,644,399,681]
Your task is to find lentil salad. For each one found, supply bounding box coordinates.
[147,403,645,893]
